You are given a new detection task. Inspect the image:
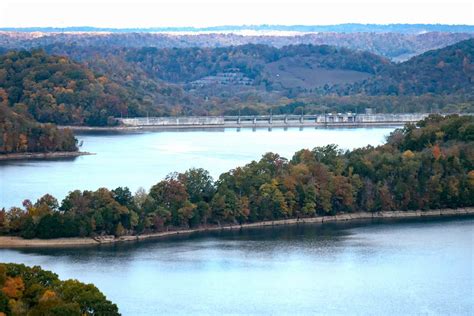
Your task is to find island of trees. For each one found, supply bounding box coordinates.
[0,263,119,315]
[0,115,472,239]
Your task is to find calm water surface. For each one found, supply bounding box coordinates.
[0,127,395,208]
[1,218,473,315]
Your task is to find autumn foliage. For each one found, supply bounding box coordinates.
[0,104,77,154]
[0,115,472,239]
[0,263,119,315]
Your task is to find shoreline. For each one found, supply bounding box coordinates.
[0,207,472,248]
[0,151,93,161]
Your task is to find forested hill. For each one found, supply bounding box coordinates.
[43,41,473,113]
[0,49,140,154]
[0,41,473,134]
[43,41,472,98]
[358,39,474,96]
[122,44,388,83]
[0,51,80,154]
[0,44,390,127]
[0,115,472,239]
[0,50,144,126]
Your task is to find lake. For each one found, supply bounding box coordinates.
[0,126,396,208]
[1,217,472,315]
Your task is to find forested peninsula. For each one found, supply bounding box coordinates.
[0,115,472,245]
[0,50,98,156]
[0,105,77,156]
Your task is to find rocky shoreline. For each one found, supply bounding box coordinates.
[0,151,93,161]
[0,207,472,248]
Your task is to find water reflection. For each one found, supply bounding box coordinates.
[1,218,473,315]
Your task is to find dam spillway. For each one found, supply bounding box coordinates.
[117,113,434,128]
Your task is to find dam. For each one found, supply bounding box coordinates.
[117,112,432,128]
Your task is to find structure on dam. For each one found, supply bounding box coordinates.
[117,112,433,128]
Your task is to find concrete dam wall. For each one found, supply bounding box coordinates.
[120,116,224,126]
[118,113,432,128]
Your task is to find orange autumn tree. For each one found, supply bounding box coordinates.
[432,144,442,160]
[2,276,24,299]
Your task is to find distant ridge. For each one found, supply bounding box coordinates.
[1,24,474,34]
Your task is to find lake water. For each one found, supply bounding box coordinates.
[1,217,472,315]
[0,126,396,208]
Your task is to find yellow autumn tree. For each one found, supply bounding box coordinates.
[18,134,28,152]
[402,150,415,159]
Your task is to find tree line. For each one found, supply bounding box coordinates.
[0,115,472,239]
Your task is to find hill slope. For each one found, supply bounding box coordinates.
[1,41,472,130]
[359,39,474,96]
[0,49,147,125]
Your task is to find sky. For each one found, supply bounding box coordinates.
[0,0,472,28]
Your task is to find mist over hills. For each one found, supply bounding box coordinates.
[2,24,474,34]
[1,29,472,62]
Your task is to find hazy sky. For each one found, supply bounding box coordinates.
[0,0,472,28]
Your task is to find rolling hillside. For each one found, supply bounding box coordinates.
[0,31,472,61]
[0,40,472,131]
[359,39,474,96]
[264,56,373,89]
